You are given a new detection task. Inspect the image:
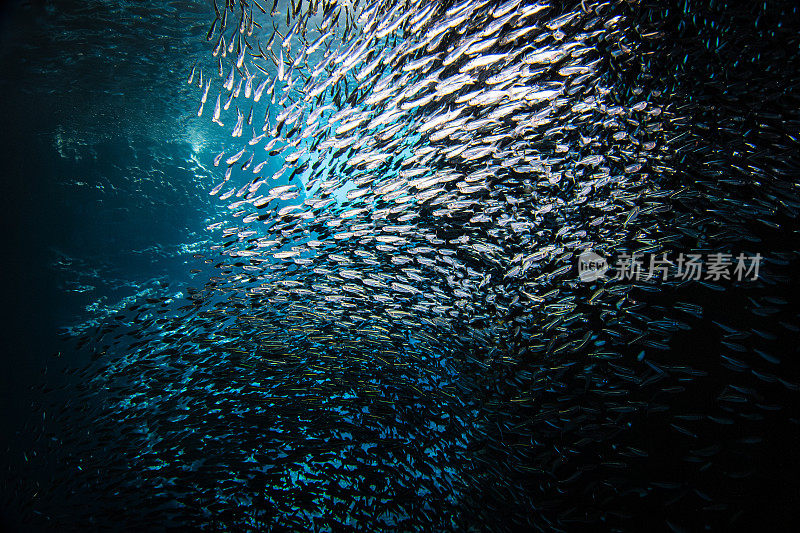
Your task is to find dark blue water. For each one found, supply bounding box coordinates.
[0,0,220,514]
[2,0,800,531]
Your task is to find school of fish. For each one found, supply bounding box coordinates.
[5,0,800,531]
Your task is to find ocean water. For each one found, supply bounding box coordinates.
[1,0,799,531]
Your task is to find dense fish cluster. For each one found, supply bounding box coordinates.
[5,0,800,531]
